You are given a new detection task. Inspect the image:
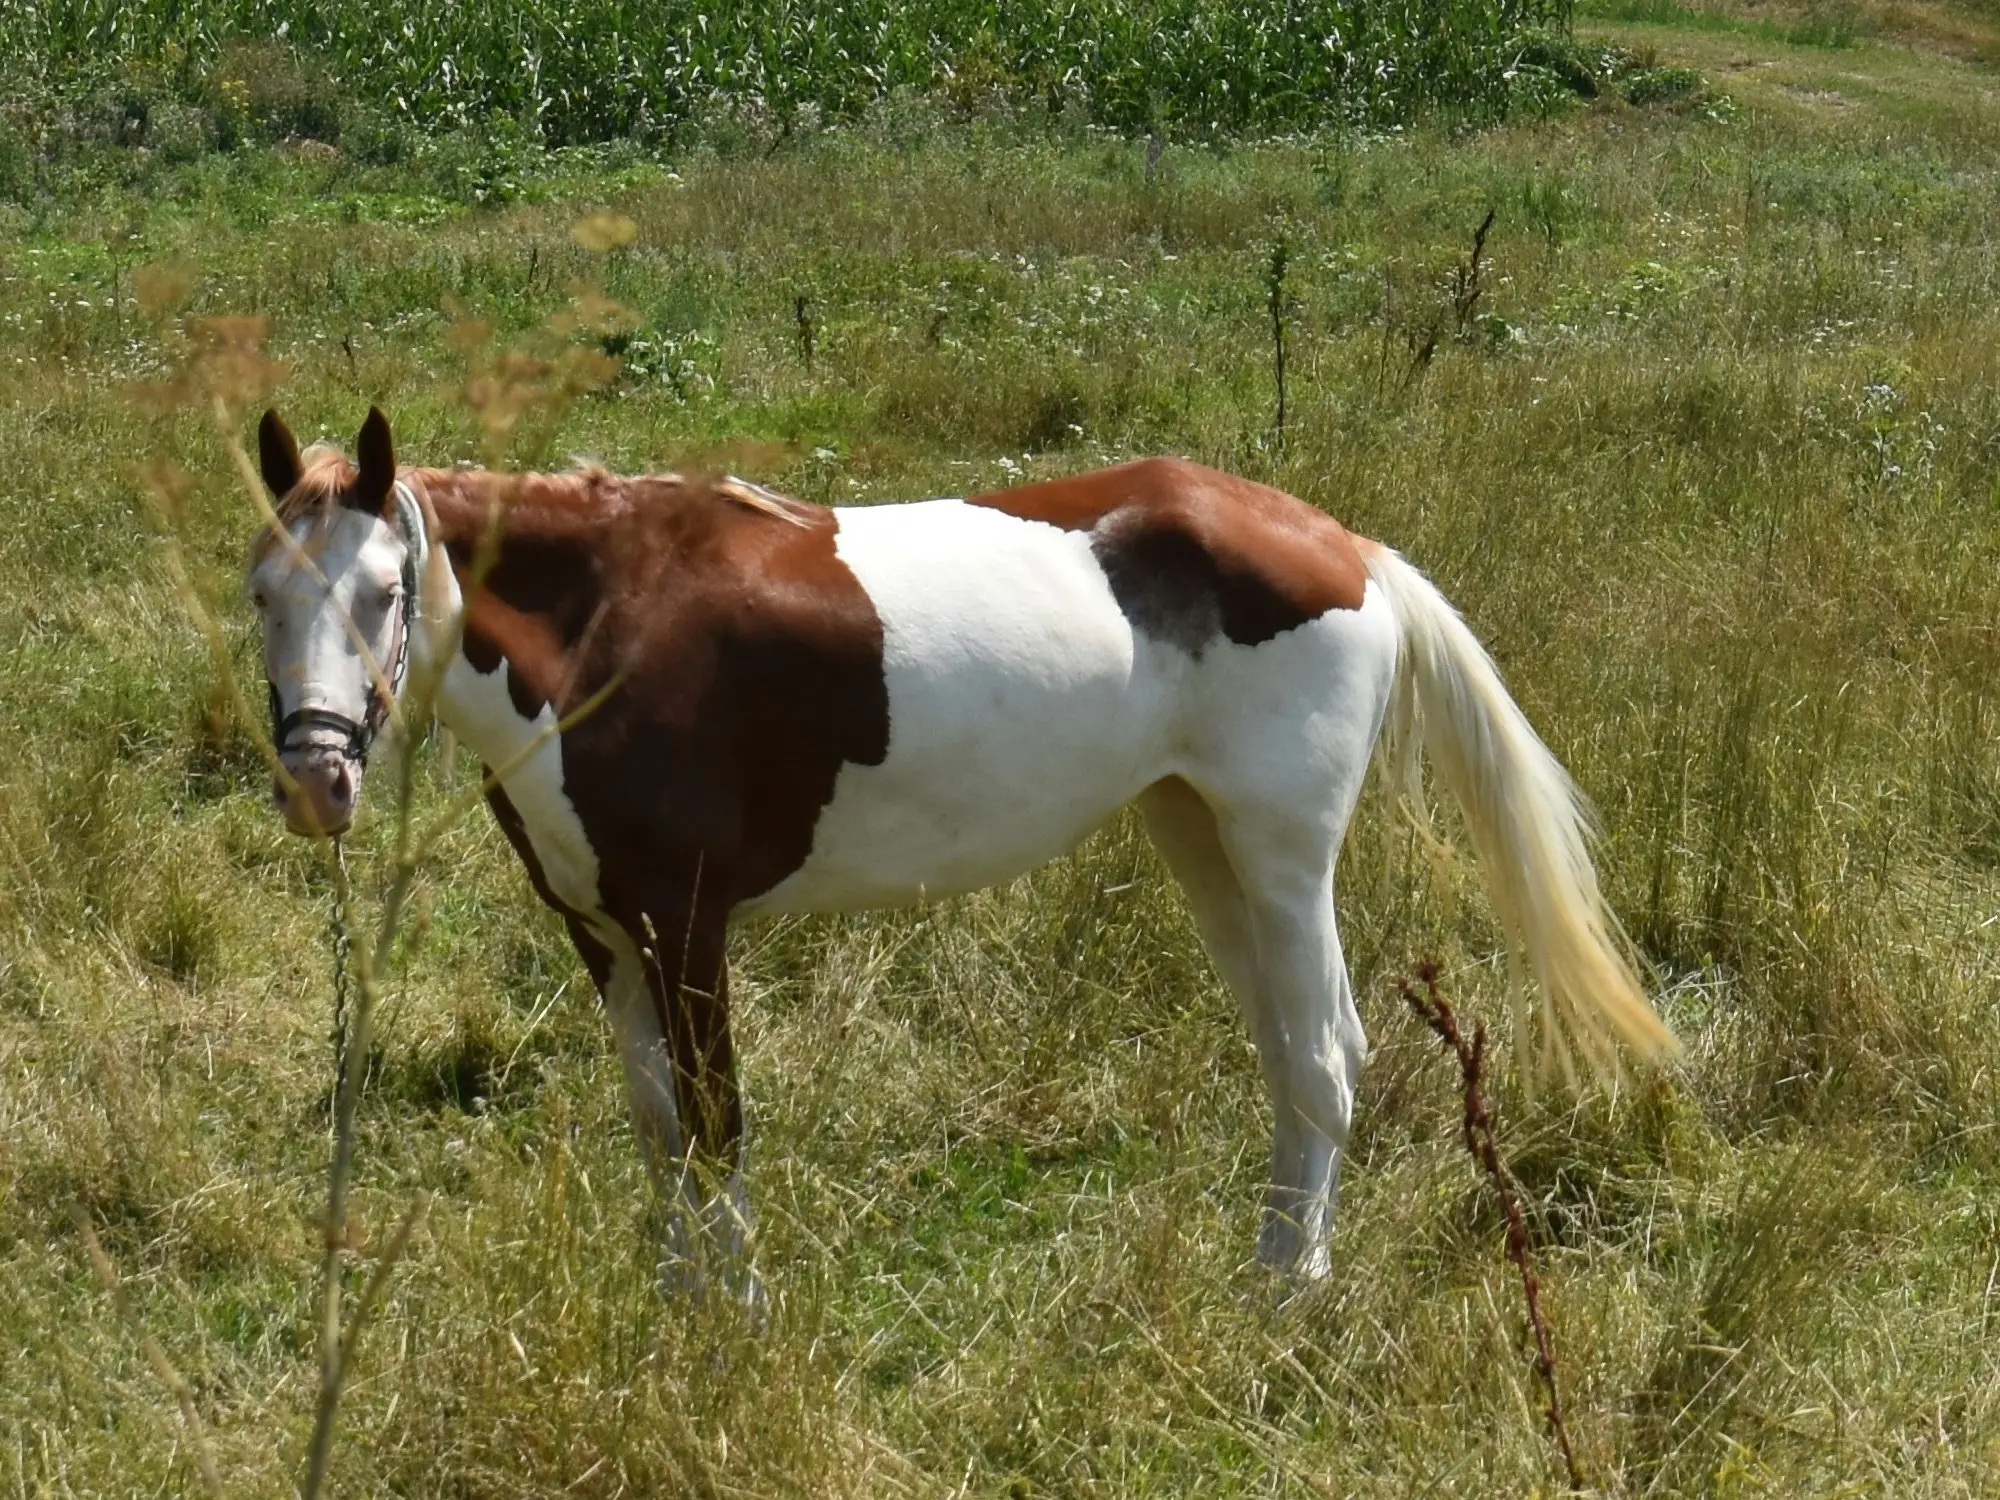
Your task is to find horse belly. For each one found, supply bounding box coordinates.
[741,499,1173,916]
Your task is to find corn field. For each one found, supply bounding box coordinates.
[1,0,1575,142]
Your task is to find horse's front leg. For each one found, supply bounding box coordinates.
[651,925,759,1312]
[592,923,695,1269]
[598,892,759,1309]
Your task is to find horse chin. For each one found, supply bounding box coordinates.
[275,750,363,838]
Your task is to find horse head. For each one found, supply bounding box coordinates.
[247,406,443,836]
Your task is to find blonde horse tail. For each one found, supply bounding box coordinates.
[1364,544,1680,1085]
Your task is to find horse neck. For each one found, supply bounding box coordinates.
[405,467,626,743]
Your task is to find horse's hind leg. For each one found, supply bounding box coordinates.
[1209,804,1365,1281]
[1137,777,1302,1270]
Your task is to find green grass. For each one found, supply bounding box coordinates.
[1580,0,1864,48]
[4,10,2000,1498]
[1579,0,2000,63]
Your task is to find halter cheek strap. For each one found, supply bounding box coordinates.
[269,479,428,765]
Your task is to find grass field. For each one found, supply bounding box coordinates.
[3,2,2000,1494]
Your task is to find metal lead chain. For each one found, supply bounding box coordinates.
[329,839,353,1133]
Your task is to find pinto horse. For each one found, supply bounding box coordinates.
[248,406,1676,1297]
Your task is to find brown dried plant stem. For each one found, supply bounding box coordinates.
[1265,235,1290,442]
[1401,960,1586,1492]
[131,277,631,1498]
[795,293,815,370]
[141,383,432,1498]
[302,826,427,1500]
[292,449,500,1500]
[302,522,608,1500]
[300,286,629,1492]
[193,405,437,1500]
[328,839,353,1125]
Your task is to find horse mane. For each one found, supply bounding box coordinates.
[250,454,811,568]
[283,447,360,513]
[706,473,815,527]
[504,464,812,529]
[247,446,364,566]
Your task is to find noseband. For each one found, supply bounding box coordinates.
[269,480,427,767]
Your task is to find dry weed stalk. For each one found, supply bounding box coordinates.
[122,258,631,1493]
[127,306,433,1497]
[1397,207,1498,388]
[1400,959,1585,1492]
[299,258,632,1496]
[1265,232,1291,442]
[795,293,816,370]
[1449,209,1497,339]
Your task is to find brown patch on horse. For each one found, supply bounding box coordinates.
[418,465,890,906]
[252,404,806,569]
[969,457,1370,653]
[421,466,885,1156]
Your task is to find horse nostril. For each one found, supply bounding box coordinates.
[330,764,354,806]
[273,776,288,808]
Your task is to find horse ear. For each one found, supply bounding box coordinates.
[355,406,396,513]
[259,409,303,498]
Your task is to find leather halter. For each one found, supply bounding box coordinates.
[269,480,427,766]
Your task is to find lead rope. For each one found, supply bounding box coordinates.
[322,484,422,1130]
[328,838,353,1133]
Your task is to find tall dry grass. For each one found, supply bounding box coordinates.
[2,17,1999,1495]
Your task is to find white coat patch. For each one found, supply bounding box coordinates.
[742,499,1183,915]
[439,655,608,929]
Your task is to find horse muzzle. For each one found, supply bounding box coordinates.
[275,747,361,837]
